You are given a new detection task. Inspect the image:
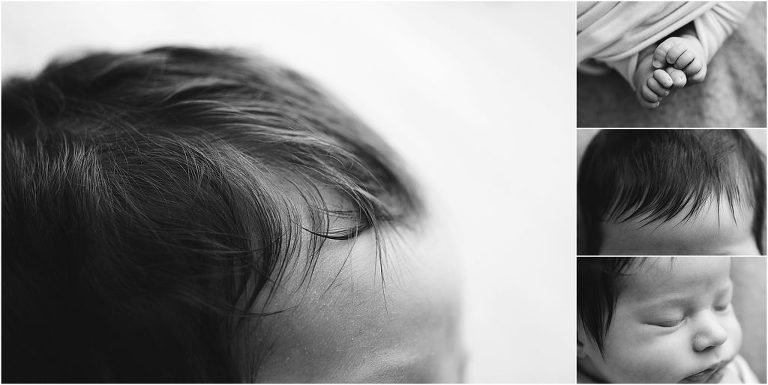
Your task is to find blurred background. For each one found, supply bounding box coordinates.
[2,2,575,382]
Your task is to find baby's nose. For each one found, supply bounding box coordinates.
[692,312,728,352]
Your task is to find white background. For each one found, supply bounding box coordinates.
[2,2,576,382]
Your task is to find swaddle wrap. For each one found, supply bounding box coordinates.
[576,355,759,383]
[577,2,753,88]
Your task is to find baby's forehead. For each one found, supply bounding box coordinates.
[618,258,732,304]
[248,215,463,382]
[600,197,757,255]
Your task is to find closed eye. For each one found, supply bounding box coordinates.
[714,302,731,312]
[649,317,685,328]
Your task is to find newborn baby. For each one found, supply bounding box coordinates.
[578,257,759,383]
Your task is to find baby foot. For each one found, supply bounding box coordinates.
[634,53,687,109]
[653,36,707,83]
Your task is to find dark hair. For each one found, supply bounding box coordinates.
[2,46,421,382]
[577,257,644,354]
[578,129,766,255]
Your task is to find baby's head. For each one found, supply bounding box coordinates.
[2,47,462,381]
[579,129,766,255]
[578,257,742,383]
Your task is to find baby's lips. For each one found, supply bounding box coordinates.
[681,359,734,384]
[705,367,725,384]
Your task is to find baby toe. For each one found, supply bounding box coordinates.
[689,65,707,83]
[666,44,687,66]
[653,39,675,69]
[665,68,687,88]
[647,77,670,96]
[685,58,705,77]
[641,84,661,103]
[675,50,695,70]
[652,69,674,88]
[638,98,661,109]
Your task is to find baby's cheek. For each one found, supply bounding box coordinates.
[605,332,692,383]
[722,313,743,357]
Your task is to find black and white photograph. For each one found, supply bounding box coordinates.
[577,2,767,128]
[5,1,768,384]
[577,129,767,256]
[2,2,575,383]
[577,257,766,383]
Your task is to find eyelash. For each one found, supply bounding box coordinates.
[714,302,731,312]
[653,302,731,327]
[653,317,685,328]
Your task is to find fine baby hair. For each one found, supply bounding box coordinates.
[578,129,766,255]
[577,257,641,353]
[2,46,421,381]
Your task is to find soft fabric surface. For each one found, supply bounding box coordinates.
[577,2,766,127]
[578,354,758,383]
[578,2,744,85]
